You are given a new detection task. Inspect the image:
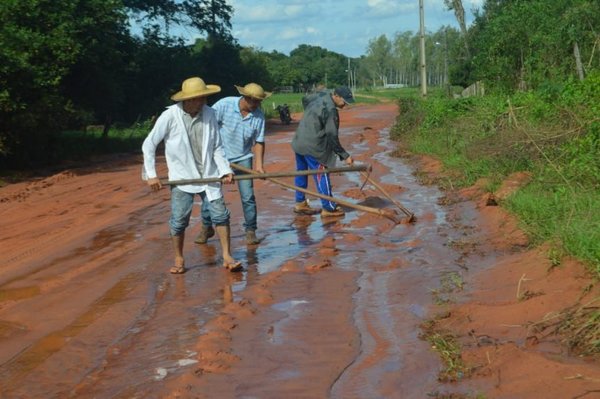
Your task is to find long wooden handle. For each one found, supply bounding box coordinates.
[360,171,414,220]
[231,163,401,224]
[161,164,369,186]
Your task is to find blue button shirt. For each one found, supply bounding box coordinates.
[211,96,265,162]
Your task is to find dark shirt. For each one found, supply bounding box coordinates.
[292,92,350,166]
[301,90,328,109]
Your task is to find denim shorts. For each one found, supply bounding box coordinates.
[169,187,230,236]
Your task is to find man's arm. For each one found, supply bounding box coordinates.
[253,142,265,173]
[323,109,350,161]
[142,111,170,191]
[253,115,266,173]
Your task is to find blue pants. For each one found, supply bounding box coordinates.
[170,187,230,236]
[294,153,337,211]
[201,157,257,232]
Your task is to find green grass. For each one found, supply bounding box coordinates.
[506,185,600,273]
[262,93,305,119]
[420,319,471,382]
[532,298,600,357]
[390,76,600,274]
[49,121,150,163]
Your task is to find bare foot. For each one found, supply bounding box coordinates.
[170,257,186,274]
[223,258,243,272]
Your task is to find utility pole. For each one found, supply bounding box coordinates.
[444,27,450,96]
[419,0,427,97]
[347,58,351,89]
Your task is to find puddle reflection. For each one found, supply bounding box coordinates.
[243,216,336,275]
[292,216,318,246]
[222,272,246,303]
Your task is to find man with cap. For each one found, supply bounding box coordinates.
[196,83,271,246]
[291,86,355,217]
[142,76,242,274]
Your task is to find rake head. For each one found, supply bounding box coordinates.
[380,208,416,224]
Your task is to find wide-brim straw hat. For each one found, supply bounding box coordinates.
[235,83,272,100]
[171,77,221,101]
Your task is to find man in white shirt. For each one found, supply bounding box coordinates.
[142,77,242,273]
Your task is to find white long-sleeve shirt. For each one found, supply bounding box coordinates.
[142,103,232,200]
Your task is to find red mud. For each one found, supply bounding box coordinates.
[1,102,599,398]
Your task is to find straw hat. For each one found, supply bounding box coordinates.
[171,77,221,101]
[235,83,272,100]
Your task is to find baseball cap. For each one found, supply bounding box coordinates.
[334,86,355,104]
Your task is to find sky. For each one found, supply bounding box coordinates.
[180,0,484,58]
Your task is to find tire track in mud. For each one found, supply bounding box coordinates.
[0,171,77,204]
[0,202,165,300]
[0,223,181,397]
[0,172,164,279]
[0,161,184,396]
[0,270,144,391]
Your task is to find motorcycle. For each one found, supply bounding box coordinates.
[275,104,292,125]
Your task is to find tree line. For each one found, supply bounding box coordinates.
[1,0,598,168]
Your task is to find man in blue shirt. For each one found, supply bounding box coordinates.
[196,83,271,245]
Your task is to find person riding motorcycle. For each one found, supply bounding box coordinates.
[275,103,291,125]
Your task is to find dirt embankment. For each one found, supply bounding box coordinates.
[0,102,598,398]
[413,157,600,398]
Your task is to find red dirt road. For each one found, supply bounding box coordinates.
[1,102,599,398]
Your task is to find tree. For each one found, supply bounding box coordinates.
[238,47,275,90]
[181,0,233,41]
[0,0,96,163]
[125,0,233,41]
[470,0,599,91]
[393,31,418,86]
[0,0,237,166]
[365,35,393,86]
[265,51,301,88]
[444,0,470,57]
[61,0,135,136]
[289,45,347,90]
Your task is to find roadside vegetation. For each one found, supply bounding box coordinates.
[390,76,599,361]
[390,73,600,275]
[420,319,471,383]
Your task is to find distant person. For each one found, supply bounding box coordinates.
[291,86,355,217]
[196,83,271,246]
[142,77,242,273]
[276,103,292,125]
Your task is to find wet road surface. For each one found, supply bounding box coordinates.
[2,102,596,398]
